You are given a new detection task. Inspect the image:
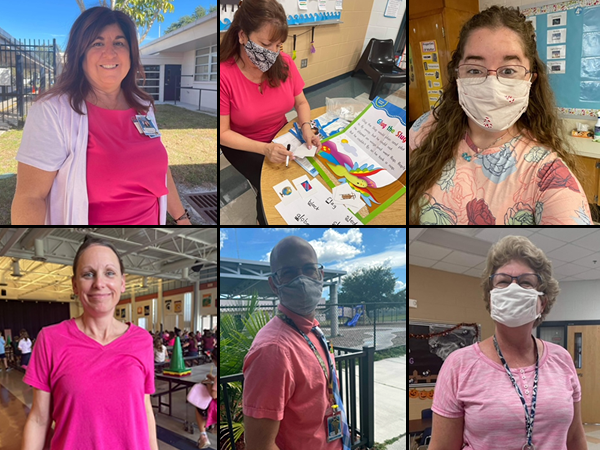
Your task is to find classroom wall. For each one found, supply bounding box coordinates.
[408,265,495,420]
[219,0,377,88]
[546,279,600,321]
[362,0,405,54]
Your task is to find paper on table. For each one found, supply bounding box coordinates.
[272,133,303,151]
[332,183,366,209]
[292,175,318,199]
[272,179,301,204]
[293,143,317,158]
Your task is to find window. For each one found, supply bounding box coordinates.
[138,65,160,100]
[195,45,217,82]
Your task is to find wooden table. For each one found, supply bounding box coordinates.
[408,418,432,435]
[260,106,407,225]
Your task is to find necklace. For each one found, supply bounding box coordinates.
[462,129,511,162]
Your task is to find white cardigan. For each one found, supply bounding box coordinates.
[16,94,167,225]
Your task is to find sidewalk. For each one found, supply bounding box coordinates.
[374,356,406,450]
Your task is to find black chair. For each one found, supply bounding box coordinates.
[352,38,407,100]
[421,408,433,420]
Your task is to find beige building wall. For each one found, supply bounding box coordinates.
[408,265,495,420]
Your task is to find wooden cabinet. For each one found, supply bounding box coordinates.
[408,0,479,122]
[576,155,600,205]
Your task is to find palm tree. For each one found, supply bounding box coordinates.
[220,294,272,450]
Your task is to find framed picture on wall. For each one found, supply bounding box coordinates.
[144,305,149,316]
[174,300,182,313]
[202,294,212,307]
[409,321,481,387]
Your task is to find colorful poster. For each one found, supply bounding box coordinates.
[420,40,442,110]
[174,300,182,314]
[202,294,212,308]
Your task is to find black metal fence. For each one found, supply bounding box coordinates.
[221,301,406,352]
[0,38,58,128]
[220,345,375,450]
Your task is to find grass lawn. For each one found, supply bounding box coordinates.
[0,104,216,224]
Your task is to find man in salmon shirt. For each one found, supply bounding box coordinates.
[243,236,352,450]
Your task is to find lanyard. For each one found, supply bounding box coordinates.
[493,335,539,450]
[277,312,335,404]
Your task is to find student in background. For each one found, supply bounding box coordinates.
[408,6,591,226]
[220,0,322,225]
[428,235,587,450]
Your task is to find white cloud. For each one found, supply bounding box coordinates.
[220,230,227,249]
[331,243,406,274]
[309,228,364,263]
[395,280,406,291]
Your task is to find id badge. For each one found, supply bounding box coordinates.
[326,410,342,442]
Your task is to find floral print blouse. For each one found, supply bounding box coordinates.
[409,111,592,225]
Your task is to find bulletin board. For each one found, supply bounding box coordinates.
[408,321,480,387]
[220,0,343,32]
[525,4,600,112]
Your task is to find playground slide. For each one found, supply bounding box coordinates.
[346,311,363,327]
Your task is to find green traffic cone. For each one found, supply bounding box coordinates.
[163,336,191,377]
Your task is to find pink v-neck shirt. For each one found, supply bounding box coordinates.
[432,340,580,449]
[23,319,155,450]
[220,52,305,143]
[243,304,342,450]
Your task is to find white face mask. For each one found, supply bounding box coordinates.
[490,283,543,328]
[457,77,532,132]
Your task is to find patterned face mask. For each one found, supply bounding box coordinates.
[244,39,279,72]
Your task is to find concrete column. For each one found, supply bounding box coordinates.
[194,280,200,332]
[158,279,163,332]
[330,281,338,338]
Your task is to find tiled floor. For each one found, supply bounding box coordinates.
[219,73,406,225]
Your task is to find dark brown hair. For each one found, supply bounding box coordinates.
[219,0,289,88]
[408,6,583,224]
[38,6,154,115]
[73,236,125,277]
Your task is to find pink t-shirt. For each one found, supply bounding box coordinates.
[243,304,343,450]
[409,111,592,225]
[220,52,305,143]
[23,318,155,450]
[432,340,581,449]
[86,101,169,224]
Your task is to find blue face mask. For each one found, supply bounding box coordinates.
[274,275,324,316]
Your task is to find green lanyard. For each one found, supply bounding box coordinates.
[277,312,334,403]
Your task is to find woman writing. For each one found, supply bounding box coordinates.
[220,0,322,224]
[12,7,192,225]
[21,236,158,450]
[428,235,587,450]
[408,6,591,225]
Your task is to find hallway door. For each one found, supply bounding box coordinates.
[567,325,600,423]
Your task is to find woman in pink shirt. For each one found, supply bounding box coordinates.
[220,0,322,224]
[428,235,587,450]
[13,6,191,225]
[408,6,591,225]
[21,236,158,450]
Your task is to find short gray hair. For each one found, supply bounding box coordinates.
[481,235,559,328]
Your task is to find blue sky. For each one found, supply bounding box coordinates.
[220,228,407,293]
[0,0,215,49]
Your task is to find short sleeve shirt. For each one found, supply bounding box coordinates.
[23,319,155,450]
[409,111,592,225]
[220,52,305,143]
[432,340,581,450]
[243,304,342,450]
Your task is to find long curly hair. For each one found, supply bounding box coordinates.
[219,0,289,88]
[408,6,583,225]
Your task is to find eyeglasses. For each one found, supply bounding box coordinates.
[456,64,534,86]
[490,273,542,290]
[271,263,324,285]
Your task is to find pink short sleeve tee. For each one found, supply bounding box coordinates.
[242,305,342,450]
[409,111,592,225]
[23,319,155,450]
[220,52,305,143]
[432,340,581,450]
[86,102,169,225]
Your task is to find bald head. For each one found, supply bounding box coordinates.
[270,236,318,274]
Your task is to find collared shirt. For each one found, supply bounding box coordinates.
[243,304,343,450]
